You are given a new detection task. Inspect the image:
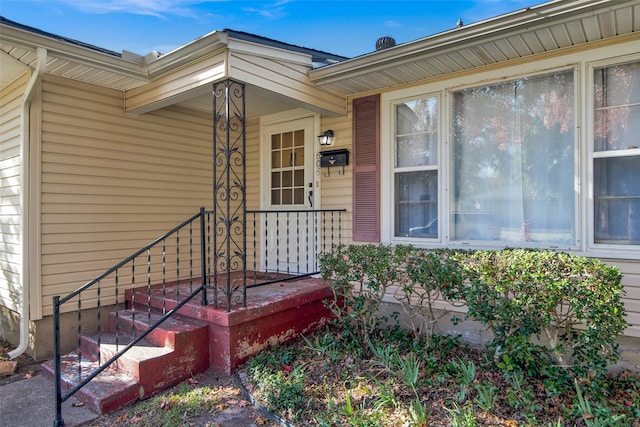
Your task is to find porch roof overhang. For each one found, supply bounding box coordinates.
[0,17,348,118]
[124,32,348,117]
[308,0,640,96]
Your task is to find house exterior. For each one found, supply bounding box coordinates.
[1,0,639,364]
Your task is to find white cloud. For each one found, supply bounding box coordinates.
[383,20,403,28]
[242,0,292,20]
[54,0,296,20]
[56,0,208,18]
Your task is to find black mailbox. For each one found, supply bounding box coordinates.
[319,148,349,168]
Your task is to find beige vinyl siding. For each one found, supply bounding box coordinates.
[40,75,213,316]
[319,104,354,245]
[604,260,640,338]
[245,118,260,270]
[229,50,346,116]
[0,73,29,313]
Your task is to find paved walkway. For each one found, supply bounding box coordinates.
[0,374,98,427]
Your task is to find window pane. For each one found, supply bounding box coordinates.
[397,133,438,167]
[451,211,501,241]
[452,70,575,243]
[271,134,281,149]
[271,190,280,205]
[395,171,438,238]
[282,149,293,167]
[282,189,292,205]
[271,172,280,189]
[594,156,640,244]
[271,150,281,168]
[282,170,292,187]
[594,62,640,151]
[282,131,293,148]
[396,98,438,167]
[294,147,304,166]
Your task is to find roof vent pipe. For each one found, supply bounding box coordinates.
[375,36,396,51]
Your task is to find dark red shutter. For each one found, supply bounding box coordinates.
[352,94,380,242]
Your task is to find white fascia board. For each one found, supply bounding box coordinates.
[309,0,629,85]
[144,31,229,78]
[226,37,314,67]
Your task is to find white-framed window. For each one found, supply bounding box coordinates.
[380,41,639,257]
[392,96,439,238]
[451,69,576,245]
[269,129,306,206]
[592,59,640,246]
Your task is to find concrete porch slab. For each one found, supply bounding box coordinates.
[128,276,334,374]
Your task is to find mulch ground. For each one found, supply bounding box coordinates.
[0,336,41,386]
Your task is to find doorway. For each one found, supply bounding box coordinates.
[261,115,318,274]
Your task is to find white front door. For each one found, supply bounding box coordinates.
[262,116,317,274]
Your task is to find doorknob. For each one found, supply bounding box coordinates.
[308,190,313,208]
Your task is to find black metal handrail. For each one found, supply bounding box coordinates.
[53,208,212,426]
[52,207,346,426]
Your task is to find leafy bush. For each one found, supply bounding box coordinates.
[320,244,406,345]
[457,249,627,376]
[321,245,628,376]
[396,248,466,344]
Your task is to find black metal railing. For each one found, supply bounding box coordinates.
[246,209,346,286]
[52,207,345,426]
[52,208,213,427]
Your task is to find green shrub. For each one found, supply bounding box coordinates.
[395,248,465,344]
[320,244,406,346]
[321,245,627,376]
[457,249,627,376]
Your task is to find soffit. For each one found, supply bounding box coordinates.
[0,19,151,91]
[309,0,640,95]
[0,50,29,88]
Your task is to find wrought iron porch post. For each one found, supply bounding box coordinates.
[212,79,247,310]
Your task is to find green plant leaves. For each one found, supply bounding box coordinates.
[321,245,627,379]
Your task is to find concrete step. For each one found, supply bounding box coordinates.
[42,353,140,414]
[106,309,209,350]
[43,310,210,414]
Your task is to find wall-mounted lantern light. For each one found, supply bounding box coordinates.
[317,129,334,146]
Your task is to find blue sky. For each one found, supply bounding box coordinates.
[1,0,538,58]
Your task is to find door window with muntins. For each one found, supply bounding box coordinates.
[271,130,305,206]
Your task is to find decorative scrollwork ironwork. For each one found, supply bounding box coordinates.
[212,79,247,311]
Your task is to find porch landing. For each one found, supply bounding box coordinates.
[43,276,335,415]
[128,275,334,375]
